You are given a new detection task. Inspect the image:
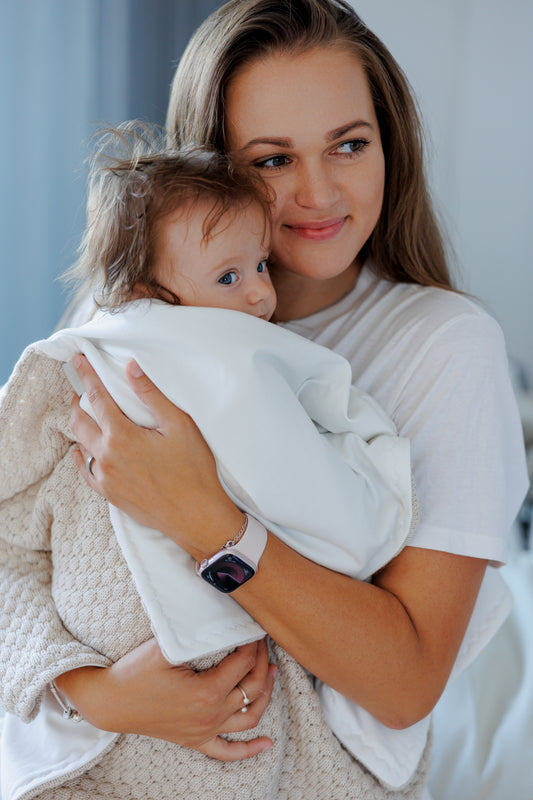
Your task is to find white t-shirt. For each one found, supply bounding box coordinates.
[281,264,529,787]
[281,264,528,565]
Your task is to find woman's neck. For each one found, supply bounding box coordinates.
[271,261,360,323]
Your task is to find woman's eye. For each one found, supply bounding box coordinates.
[253,154,290,170]
[257,260,268,273]
[218,271,238,285]
[333,139,370,156]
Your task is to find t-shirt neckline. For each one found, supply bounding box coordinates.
[279,263,376,331]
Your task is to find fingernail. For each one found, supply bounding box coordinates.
[128,360,144,378]
[72,354,81,369]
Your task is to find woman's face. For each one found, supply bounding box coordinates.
[225,46,385,288]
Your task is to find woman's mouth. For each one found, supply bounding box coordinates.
[284,217,347,242]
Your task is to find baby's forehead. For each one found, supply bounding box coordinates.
[193,195,271,246]
[158,194,269,252]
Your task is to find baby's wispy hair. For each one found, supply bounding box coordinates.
[64,120,272,310]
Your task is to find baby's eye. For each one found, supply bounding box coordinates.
[218,271,238,285]
[257,260,268,273]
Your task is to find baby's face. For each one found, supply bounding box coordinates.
[152,200,277,321]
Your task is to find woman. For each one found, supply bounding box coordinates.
[0,1,527,798]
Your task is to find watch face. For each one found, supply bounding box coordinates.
[200,554,255,593]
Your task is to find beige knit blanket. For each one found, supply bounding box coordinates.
[0,348,429,799]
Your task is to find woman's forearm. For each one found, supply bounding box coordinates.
[54,638,277,760]
[230,533,487,729]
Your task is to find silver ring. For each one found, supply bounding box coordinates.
[86,455,96,477]
[238,684,251,713]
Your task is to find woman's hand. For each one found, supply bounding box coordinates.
[69,354,243,559]
[55,638,276,761]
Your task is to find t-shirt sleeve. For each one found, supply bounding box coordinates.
[396,311,528,564]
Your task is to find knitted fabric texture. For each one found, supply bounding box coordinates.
[0,349,430,799]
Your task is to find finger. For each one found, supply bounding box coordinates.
[207,641,261,699]
[199,734,274,762]
[72,441,90,465]
[71,354,124,431]
[71,444,94,478]
[71,444,105,488]
[244,637,271,697]
[228,638,269,712]
[69,392,104,488]
[221,663,277,734]
[69,390,104,447]
[125,359,191,430]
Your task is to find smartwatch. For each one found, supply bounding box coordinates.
[196,513,268,593]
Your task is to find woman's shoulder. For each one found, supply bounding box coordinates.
[363,270,498,339]
[294,267,504,371]
[361,276,508,388]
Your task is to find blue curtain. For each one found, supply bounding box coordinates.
[0,0,220,384]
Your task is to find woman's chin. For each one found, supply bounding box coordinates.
[275,251,360,284]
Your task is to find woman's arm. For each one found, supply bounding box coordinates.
[54,638,276,761]
[70,354,487,729]
[241,536,486,729]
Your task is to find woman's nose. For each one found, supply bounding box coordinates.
[294,161,340,209]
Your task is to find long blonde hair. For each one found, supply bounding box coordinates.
[167,0,453,290]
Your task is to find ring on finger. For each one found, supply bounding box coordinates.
[86,455,96,477]
[238,684,251,713]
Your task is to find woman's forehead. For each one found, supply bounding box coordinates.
[224,46,375,148]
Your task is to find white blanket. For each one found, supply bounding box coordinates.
[38,301,413,662]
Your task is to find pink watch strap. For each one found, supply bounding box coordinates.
[228,513,268,568]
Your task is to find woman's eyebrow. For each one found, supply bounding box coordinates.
[238,120,375,152]
[325,120,374,142]
[240,137,292,151]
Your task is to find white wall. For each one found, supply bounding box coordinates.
[353,0,533,383]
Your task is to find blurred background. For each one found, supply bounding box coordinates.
[0,4,532,797]
[1,0,532,386]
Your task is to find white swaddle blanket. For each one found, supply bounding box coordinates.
[37,300,425,788]
[38,300,414,661]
